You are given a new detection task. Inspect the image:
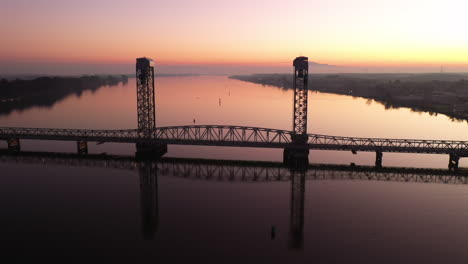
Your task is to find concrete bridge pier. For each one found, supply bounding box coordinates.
[449,153,460,170]
[284,134,309,170]
[283,146,309,171]
[76,141,88,155]
[7,138,20,152]
[136,143,167,160]
[375,151,383,168]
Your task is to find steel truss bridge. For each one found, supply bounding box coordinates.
[1,56,467,169]
[2,125,468,155]
[3,57,468,249]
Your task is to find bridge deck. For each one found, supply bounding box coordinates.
[1,125,468,155]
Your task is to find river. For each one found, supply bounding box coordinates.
[1,76,468,262]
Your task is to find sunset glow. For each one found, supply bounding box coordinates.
[1,0,468,73]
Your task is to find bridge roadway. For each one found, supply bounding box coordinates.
[2,151,468,185]
[2,125,468,156]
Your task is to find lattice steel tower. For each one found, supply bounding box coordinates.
[292,56,309,144]
[284,56,310,168]
[136,57,156,138]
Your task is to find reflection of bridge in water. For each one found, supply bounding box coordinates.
[4,151,468,185]
[1,57,468,169]
[2,150,468,249]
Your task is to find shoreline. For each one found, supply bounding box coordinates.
[230,73,468,122]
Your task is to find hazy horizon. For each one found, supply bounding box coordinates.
[2,61,468,77]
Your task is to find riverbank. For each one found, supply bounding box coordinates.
[230,73,468,121]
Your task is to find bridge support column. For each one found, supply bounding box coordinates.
[136,143,167,160]
[284,134,309,170]
[76,141,88,155]
[7,138,20,152]
[375,151,383,168]
[283,146,309,171]
[449,153,459,171]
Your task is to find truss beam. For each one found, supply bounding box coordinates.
[2,126,468,156]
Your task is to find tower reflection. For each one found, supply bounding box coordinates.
[289,171,306,249]
[138,160,159,240]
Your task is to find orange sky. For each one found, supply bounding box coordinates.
[1,0,467,74]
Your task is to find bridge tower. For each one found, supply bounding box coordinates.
[292,56,309,139]
[284,57,310,168]
[135,57,167,159]
[136,57,156,138]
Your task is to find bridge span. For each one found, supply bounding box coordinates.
[1,56,467,169]
[2,125,468,169]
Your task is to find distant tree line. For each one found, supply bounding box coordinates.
[0,75,128,116]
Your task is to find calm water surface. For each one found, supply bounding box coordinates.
[2,76,468,262]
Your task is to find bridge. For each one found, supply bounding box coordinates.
[2,125,468,158]
[1,56,467,169]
